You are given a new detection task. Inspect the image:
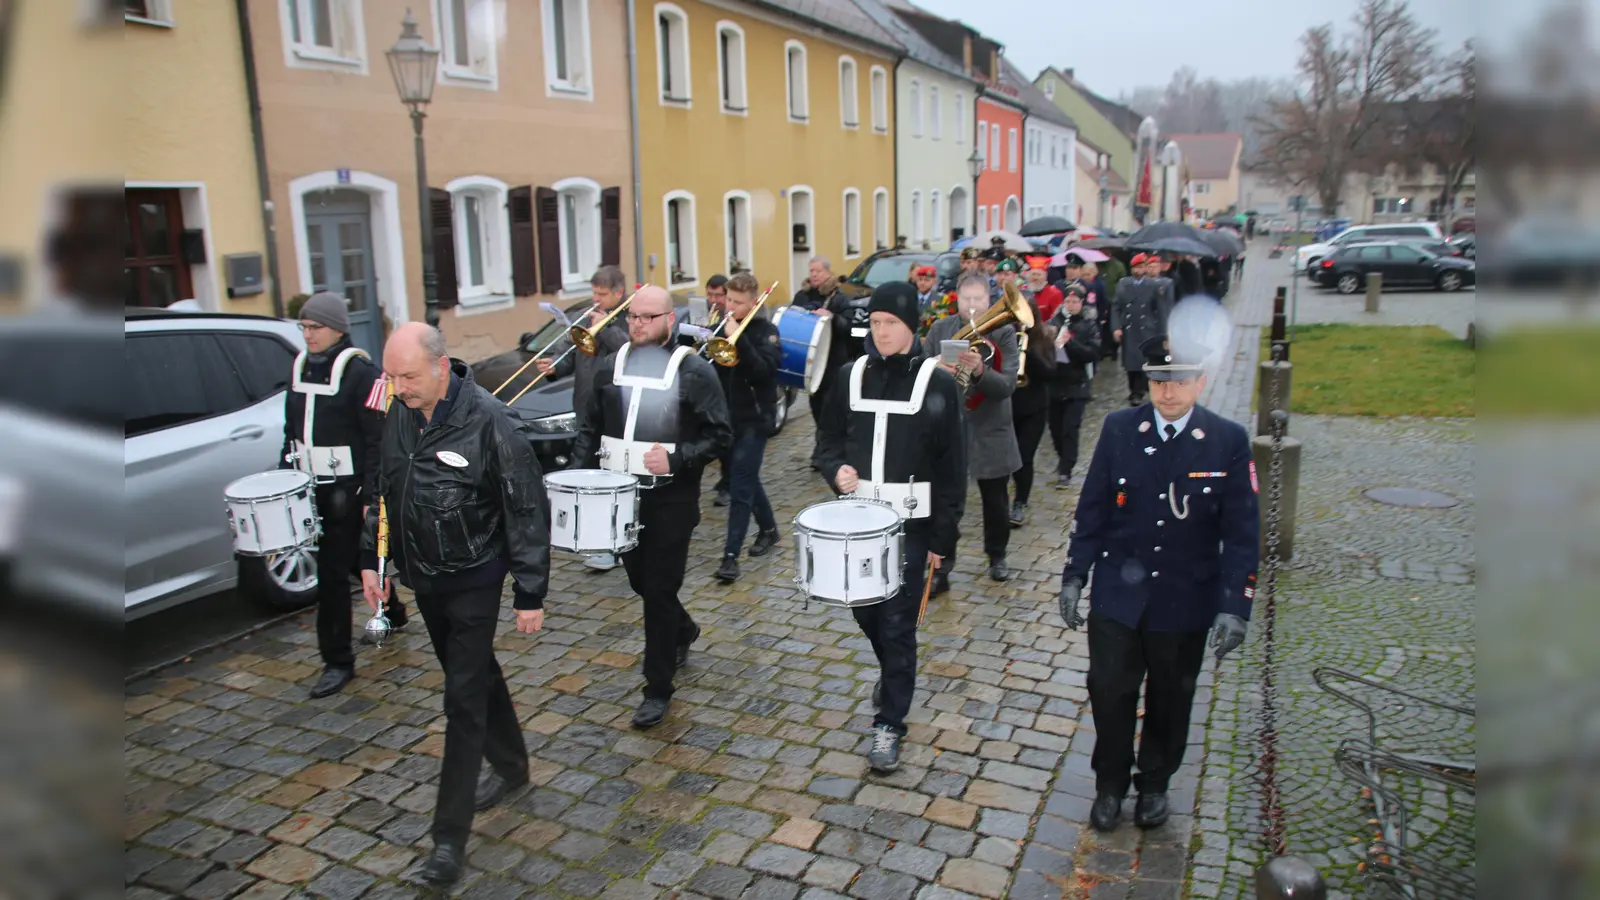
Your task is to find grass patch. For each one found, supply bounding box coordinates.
[1478,326,1600,417]
[1256,324,1474,417]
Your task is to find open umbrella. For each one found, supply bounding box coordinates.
[1019,215,1075,237]
[1051,247,1109,265]
[1198,228,1245,257]
[972,230,1035,253]
[1127,221,1219,258]
[1077,236,1126,250]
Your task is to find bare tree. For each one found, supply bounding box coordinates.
[1253,0,1438,215]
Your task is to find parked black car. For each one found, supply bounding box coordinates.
[1314,241,1476,294]
[837,248,962,300]
[470,297,793,471]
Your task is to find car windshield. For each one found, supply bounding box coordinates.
[521,304,593,351]
[851,255,957,288]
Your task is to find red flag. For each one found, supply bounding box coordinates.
[1136,154,1153,207]
[365,375,391,412]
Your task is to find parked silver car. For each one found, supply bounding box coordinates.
[124,308,311,620]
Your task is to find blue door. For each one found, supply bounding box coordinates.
[304,189,383,355]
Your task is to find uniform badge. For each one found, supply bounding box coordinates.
[1138,421,1151,433]
[1249,460,1259,494]
[1115,491,1127,508]
[1191,428,1205,440]
[768,334,780,344]
[437,450,470,468]
[1144,446,1156,455]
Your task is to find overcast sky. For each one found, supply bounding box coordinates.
[908,0,1483,98]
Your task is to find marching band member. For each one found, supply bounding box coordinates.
[703,274,733,507]
[1046,283,1101,488]
[359,324,552,886]
[1020,255,1065,322]
[712,272,783,584]
[790,256,853,431]
[1057,334,1258,833]
[815,281,966,772]
[572,286,732,729]
[1007,296,1055,527]
[535,265,631,570]
[923,273,1021,584]
[278,291,406,699]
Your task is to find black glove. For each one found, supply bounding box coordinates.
[1210,613,1248,660]
[1059,577,1085,630]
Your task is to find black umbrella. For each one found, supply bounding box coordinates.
[1133,235,1218,258]
[1127,221,1210,246]
[1077,236,1126,250]
[1019,215,1075,237]
[1198,228,1245,257]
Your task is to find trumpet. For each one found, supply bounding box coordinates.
[505,287,643,405]
[704,281,780,367]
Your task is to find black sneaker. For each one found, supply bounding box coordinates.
[713,488,730,507]
[1008,501,1027,527]
[1055,473,1072,490]
[929,571,951,597]
[749,529,780,557]
[714,555,740,583]
[866,725,901,772]
[632,697,670,729]
[988,557,1011,582]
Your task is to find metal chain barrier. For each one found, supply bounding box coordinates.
[1257,341,1290,860]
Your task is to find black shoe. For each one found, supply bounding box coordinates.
[713,488,730,507]
[1008,501,1027,528]
[1134,792,1170,828]
[871,680,882,710]
[988,557,1011,582]
[633,697,670,728]
[1055,474,1071,490]
[474,768,529,811]
[385,600,408,629]
[1090,793,1123,832]
[418,842,464,886]
[930,572,951,597]
[714,554,740,583]
[749,528,780,558]
[867,725,901,772]
[675,624,701,669]
[309,666,353,699]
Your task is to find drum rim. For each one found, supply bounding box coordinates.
[793,500,903,538]
[225,470,314,501]
[546,469,639,489]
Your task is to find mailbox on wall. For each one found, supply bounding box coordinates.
[224,253,265,298]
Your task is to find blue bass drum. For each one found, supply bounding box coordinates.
[770,306,835,394]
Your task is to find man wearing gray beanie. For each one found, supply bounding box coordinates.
[279,291,407,698]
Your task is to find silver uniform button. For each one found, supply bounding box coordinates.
[1159,493,1166,499]
[1152,571,1160,577]
[1157,520,1165,526]
[1203,486,1212,494]
[1154,546,1162,552]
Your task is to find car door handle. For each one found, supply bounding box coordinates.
[229,425,266,441]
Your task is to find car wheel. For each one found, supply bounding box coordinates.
[772,388,793,434]
[238,547,319,612]
[1305,256,1321,274]
[1437,271,1463,293]
[1337,273,1362,295]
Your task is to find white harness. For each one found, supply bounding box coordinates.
[290,347,370,482]
[844,355,941,519]
[599,343,693,479]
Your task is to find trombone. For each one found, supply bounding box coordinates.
[503,286,643,405]
[491,301,600,398]
[703,281,780,367]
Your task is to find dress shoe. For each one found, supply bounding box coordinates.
[929,571,951,597]
[474,768,529,811]
[632,697,670,728]
[867,725,902,772]
[583,552,618,571]
[1090,793,1123,832]
[1008,501,1027,528]
[713,488,730,507]
[1134,792,1170,828]
[749,528,780,557]
[418,841,464,886]
[676,624,701,669]
[714,554,740,583]
[871,680,882,709]
[309,666,353,699]
[988,557,1011,582]
[1055,474,1071,490]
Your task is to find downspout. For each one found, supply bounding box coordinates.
[234,0,284,318]
[625,0,645,281]
[892,57,902,251]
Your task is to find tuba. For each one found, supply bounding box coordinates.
[952,280,1034,409]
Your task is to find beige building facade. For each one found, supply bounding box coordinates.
[248,0,635,359]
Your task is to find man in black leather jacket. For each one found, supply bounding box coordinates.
[359,323,551,887]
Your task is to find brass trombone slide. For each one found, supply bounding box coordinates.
[491,302,599,397]
[505,287,643,405]
[704,281,780,367]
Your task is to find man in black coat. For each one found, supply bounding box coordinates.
[279,291,406,699]
[710,272,784,584]
[814,282,966,773]
[790,256,858,430]
[360,323,553,886]
[1057,335,1259,833]
[1045,283,1101,488]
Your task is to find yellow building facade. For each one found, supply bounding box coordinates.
[635,0,898,300]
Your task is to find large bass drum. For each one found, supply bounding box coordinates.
[792,499,904,607]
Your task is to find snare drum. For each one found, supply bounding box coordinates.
[225,470,321,557]
[545,469,641,554]
[771,306,835,394]
[793,499,904,607]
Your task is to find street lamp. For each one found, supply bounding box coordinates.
[385,10,442,327]
[966,147,984,238]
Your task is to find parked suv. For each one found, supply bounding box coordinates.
[124,308,310,619]
[1297,222,1445,274]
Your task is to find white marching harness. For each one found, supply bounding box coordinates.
[289,346,370,483]
[843,355,942,519]
[598,343,693,484]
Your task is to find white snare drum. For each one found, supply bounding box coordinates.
[793,499,904,607]
[225,470,320,556]
[545,469,641,554]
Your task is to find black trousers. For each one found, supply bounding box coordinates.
[1126,370,1149,400]
[413,582,528,848]
[315,485,403,669]
[1011,407,1049,505]
[1048,397,1089,478]
[621,496,698,700]
[723,428,776,557]
[976,477,1011,561]
[1086,611,1208,797]
[851,531,929,735]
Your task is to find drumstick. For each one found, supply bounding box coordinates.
[915,557,937,627]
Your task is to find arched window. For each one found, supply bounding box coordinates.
[662,190,698,287]
[654,3,691,106]
[552,177,602,291]
[908,79,922,138]
[910,190,923,244]
[723,190,753,272]
[838,56,859,128]
[445,176,511,304]
[869,66,888,133]
[928,85,941,140]
[928,190,941,247]
[542,0,592,98]
[716,21,747,114]
[785,41,809,122]
[873,187,889,251]
[842,188,862,257]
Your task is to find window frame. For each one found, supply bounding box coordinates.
[445,176,512,307]
[910,190,923,245]
[124,332,260,438]
[662,190,699,289]
[872,187,889,251]
[928,190,941,248]
[954,92,965,144]
[977,204,988,233]
[838,56,859,129]
[928,85,941,140]
[908,79,922,138]
[542,0,593,100]
[279,0,368,74]
[784,40,810,123]
[125,0,174,27]
[842,188,862,258]
[869,65,888,133]
[715,21,748,115]
[723,190,754,273]
[432,0,498,89]
[1009,127,1018,172]
[990,125,1000,171]
[654,2,691,107]
[552,176,602,293]
[978,121,988,166]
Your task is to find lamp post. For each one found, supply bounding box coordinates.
[385,11,442,328]
[966,147,984,238]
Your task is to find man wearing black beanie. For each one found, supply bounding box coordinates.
[813,281,967,773]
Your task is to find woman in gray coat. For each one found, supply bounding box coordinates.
[923,272,1021,584]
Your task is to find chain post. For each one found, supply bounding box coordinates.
[1256,339,1291,859]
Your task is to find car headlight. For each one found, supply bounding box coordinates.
[527,412,576,435]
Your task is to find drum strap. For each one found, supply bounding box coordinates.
[848,356,940,486]
[614,343,693,441]
[291,347,370,478]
